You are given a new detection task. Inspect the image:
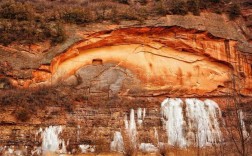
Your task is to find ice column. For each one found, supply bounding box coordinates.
[125,109,137,149]
[161,98,187,147]
[239,110,249,138]
[110,131,125,153]
[41,126,66,154]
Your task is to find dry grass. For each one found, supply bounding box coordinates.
[0,86,74,122]
[0,0,240,45]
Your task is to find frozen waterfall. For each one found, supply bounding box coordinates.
[40,126,66,154]
[161,98,187,147]
[185,99,222,147]
[110,131,125,153]
[161,98,223,148]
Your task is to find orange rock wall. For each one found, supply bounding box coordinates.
[29,27,252,96]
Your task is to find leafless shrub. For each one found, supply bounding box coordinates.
[0,86,74,122]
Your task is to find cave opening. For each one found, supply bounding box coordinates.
[92,58,103,65]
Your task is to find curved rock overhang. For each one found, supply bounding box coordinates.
[27,27,252,97]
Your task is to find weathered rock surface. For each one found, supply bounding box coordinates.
[0,12,252,156]
[0,13,251,97]
[46,26,252,97]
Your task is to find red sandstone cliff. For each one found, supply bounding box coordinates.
[0,10,252,156]
[0,13,251,97]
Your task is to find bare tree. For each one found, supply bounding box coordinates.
[224,70,250,156]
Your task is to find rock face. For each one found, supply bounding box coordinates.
[1,13,252,97]
[43,27,251,97]
[0,13,252,155]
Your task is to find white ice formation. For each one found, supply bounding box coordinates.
[110,131,125,153]
[139,143,158,152]
[161,98,223,147]
[124,109,137,149]
[79,144,95,153]
[40,126,67,154]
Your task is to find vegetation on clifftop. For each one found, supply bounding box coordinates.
[0,0,242,46]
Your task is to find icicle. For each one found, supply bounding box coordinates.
[143,108,146,119]
[137,108,143,125]
[238,110,249,138]
[161,98,187,147]
[110,131,125,153]
[40,126,67,154]
[137,108,142,119]
[77,125,81,142]
[125,109,137,149]
[139,143,158,152]
[129,109,137,149]
[124,115,129,130]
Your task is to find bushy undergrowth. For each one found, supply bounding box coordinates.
[0,0,241,46]
[0,20,66,45]
[0,1,66,46]
[0,87,73,122]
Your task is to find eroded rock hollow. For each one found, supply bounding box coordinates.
[31,27,252,97]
